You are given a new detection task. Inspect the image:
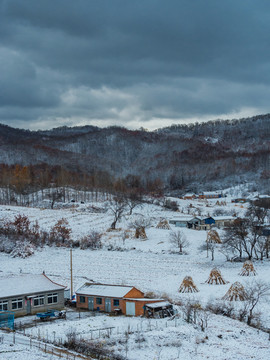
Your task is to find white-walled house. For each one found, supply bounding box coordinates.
[0,273,66,317]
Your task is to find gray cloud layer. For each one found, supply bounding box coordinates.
[0,0,270,129]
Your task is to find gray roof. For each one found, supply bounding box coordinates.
[145,301,171,309]
[213,216,235,221]
[76,283,134,298]
[0,274,66,299]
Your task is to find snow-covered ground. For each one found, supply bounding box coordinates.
[0,192,269,359]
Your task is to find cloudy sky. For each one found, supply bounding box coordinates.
[0,0,270,130]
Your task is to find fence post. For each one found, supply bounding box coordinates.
[13,332,15,344]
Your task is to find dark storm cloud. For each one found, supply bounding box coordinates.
[0,0,270,129]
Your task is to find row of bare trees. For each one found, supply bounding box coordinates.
[222,204,270,261]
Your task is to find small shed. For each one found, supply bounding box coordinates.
[213,216,235,228]
[144,301,174,318]
[0,274,66,317]
[187,217,202,229]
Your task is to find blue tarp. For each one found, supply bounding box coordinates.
[0,311,15,330]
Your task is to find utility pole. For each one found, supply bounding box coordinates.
[70,248,73,299]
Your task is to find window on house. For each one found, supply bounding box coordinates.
[113,299,119,306]
[96,297,102,305]
[47,293,58,304]
[79,296,86,303]
[33,295,44,307]
[0,300,8,311]
[11,298,23,310]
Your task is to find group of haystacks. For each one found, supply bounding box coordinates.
[179,260,257,301]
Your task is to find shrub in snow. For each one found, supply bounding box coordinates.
[10,241,35,258]
[163,199,179,211]
[80,231,102,250]
[49,218,72,246]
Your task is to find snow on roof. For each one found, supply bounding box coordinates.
[145,301,171,309]
[76,283,134,298]
[202,191,222,195]
[170,216,194,222]
[0,274,66,299]
[125,298,162,302]
[213,216,235,221]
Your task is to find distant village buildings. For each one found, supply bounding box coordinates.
[169,215,235,230]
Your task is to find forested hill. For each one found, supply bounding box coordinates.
[0,114,269,193]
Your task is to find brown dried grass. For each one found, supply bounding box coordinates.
[206,268,227,285]
[179,276,199,293]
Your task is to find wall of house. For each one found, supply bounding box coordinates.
[124,288,144,299]
[123,299,165,316]
[0,290,65,317]
[76,295,125,313]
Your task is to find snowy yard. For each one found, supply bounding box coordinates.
[0,192,269,359]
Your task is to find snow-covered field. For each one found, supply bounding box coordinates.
[0,192,269,359]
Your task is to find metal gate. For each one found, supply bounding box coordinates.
[105,298,111,313]
[88,297,94,311]
[26,300,31,314]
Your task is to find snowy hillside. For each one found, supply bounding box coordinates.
[0,192,269,359]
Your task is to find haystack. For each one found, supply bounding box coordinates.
[222,282,246,301]
[239,260,256,276]
[206,268,227,285]
[179,276,199,293]
[156,219,170,230]
[135,227,147,239]
[206,229,222,244]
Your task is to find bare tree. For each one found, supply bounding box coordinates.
[244,280,270,326]
[222,218,247,260]
[129,216,152,230]
[49,188,64,209]
[125,191,142,215]
[170,230,189,254]
[200,242,216,261]
[109,196,127,230]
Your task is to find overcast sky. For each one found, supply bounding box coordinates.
[0,0,270,130]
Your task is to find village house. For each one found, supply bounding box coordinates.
[199,191,222,199]
[75,283,165,316]
[169,216,194,227]
[0,273,66,317]
[183,193,196,200]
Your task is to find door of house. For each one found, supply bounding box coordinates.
[88,297,94,311]
[105,298,111,313]
[26,299,31,314]
[126,302,135,316]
